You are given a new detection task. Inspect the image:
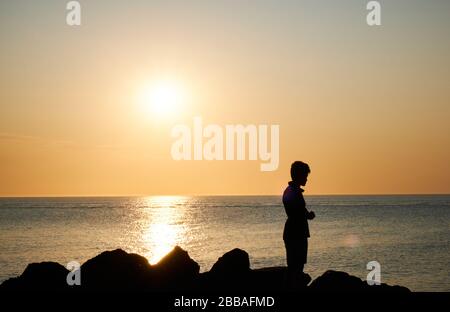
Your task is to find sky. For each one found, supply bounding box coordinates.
[0,0,449,196]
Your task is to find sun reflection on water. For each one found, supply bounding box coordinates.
[141,196,188,264]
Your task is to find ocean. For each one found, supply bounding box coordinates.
[0,195,449,291]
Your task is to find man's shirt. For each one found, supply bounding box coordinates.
[282,181,310,240]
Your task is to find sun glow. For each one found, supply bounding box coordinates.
[138,80,185,117]
[142,196,188,264]
[145,223,177,264]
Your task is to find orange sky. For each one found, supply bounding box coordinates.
[1,1,449,196]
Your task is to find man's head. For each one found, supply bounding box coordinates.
[290,161,310,186]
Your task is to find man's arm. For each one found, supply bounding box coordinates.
[306,210,315,220]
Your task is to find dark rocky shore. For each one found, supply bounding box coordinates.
[0,247,410,292]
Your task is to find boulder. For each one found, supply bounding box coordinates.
[80,249,152,290]
[209,248,250,276]
[0,249,411,293]
[251,267,311,291]
[0,262,69,291]
[199,248,251,291]
[250,266,287,291]
[152,246,200,288]
[309,270,410,292]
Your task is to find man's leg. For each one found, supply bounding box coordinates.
[299,237,308,272]
[297,238,311,285]
[284,239,301,288]
[286,238,311,288]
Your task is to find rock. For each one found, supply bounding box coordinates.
[0,249,411,293]
[0,262,69,291]
[152,246,200,289]
[80,249,152,290]
[209,248,250,276]
[250,266,288,291]
[250,267,311,291]
[199,248,251,291]
[309,270,410,292]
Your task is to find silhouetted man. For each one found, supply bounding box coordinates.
[282,161,315,286]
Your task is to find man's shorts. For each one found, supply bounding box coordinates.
[284,237,308,269]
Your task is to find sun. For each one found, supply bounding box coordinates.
[138,80,184,117]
